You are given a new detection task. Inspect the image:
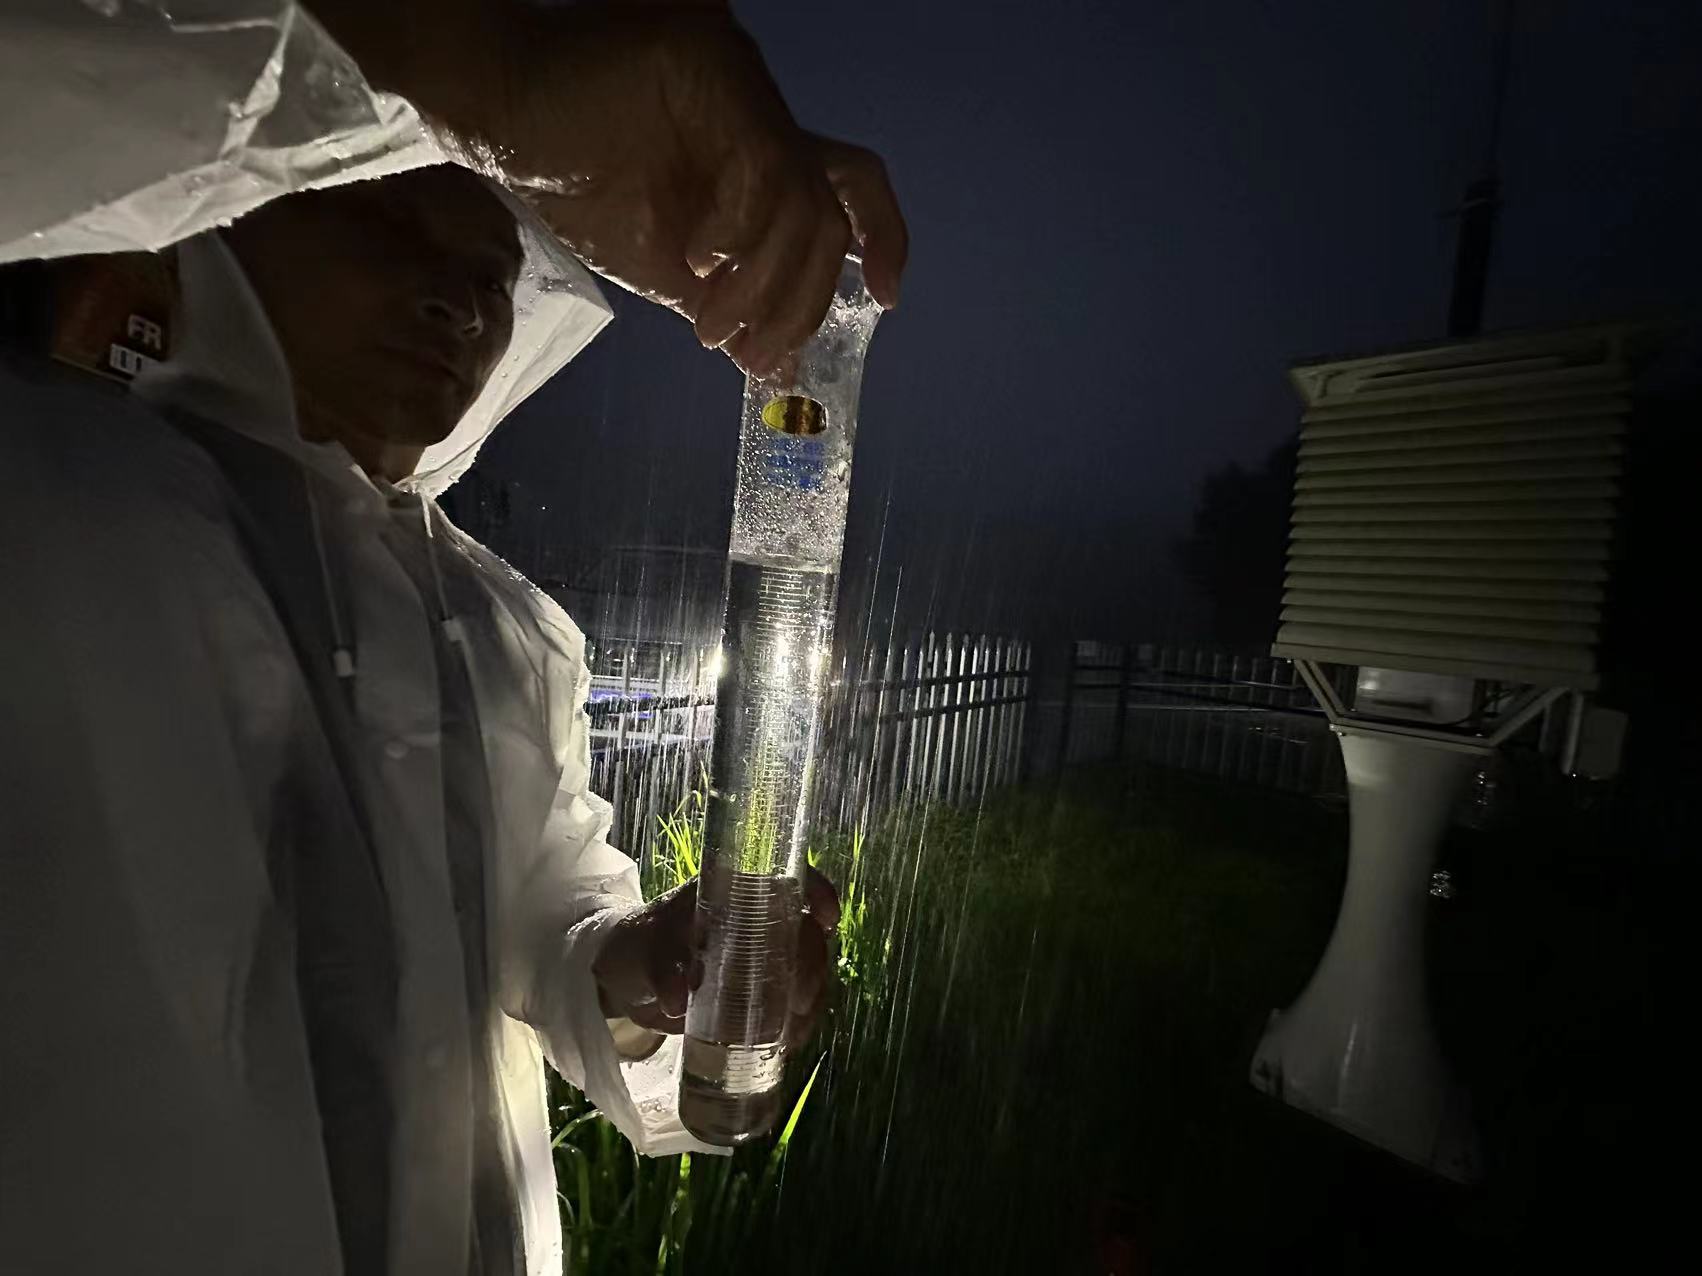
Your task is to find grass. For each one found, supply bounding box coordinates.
[553,766,1340,1271]
[550,787,864,1274]
[555,762,1679,1272]
[755,766,1348,1272]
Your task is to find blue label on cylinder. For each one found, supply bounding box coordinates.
[762,434,826,491]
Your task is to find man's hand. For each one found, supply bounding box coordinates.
[591,866,840,1046]
[313,0,907,376]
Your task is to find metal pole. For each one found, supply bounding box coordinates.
[960,636,980,801]
[1252,655,1275,789]
[1209,650,1230,777]
[932,632,952,801]
[1126,643,1147,764]
[1281,660,1303,793]
[937,632,955,801]
[870,637,896,822]
[612,646,633,844]
[853,642,876,829]
[890,639,913,812]
[985,638,1001,792]
[1448,0,1513,337]
[1173,647,1197,772]
[1153,645,1176,769]
[1560,690,1586,776]
[920,632,942,801]
[1057,640,1077,771]
[1113,642,1133,763]
[1013,641,1029,784]
[956,635,976,802]
[978,637,1000,799]
[684,645,703,796]
[643,649,668,851]
[1014,643,1028,786]
[989,637,1009,791]
[943,635,964,804]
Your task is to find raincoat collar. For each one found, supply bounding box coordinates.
[133,233,382,501]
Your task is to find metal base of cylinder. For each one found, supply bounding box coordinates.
[678,1073,785,1148]
[1250,729,1482,1182]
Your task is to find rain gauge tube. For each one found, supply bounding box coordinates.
[680,259,882,1145]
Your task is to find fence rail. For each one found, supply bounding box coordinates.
[585,631,1350,854]
[816,634,1034,834]
[1057,641,1344,796]
[585,644,717,852]
[584,633,1034,852]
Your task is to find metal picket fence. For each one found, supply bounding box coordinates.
[584,641,716,854]
[814,634,1035,835]
[584,631,1357,852]
[584,633,1035,853]
[1056,641,1346,796]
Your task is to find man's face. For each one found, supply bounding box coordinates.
[225,166,523,459]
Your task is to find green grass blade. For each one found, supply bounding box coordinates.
[754,1057,822,1203]
[551,1108,602,1150]
[775,1057,822,1153]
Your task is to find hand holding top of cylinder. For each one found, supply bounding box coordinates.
[311,0,907,376]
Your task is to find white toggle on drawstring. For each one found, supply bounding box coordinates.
[305,481,357,680]
[419,495,466,648]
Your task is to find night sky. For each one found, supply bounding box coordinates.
[476,0,1702,642]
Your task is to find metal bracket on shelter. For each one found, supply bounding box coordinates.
[1293,658,1568,757]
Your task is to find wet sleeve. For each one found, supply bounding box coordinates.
[497,652,718,1159]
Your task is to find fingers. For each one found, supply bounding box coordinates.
[740,212,850,377]
[815,135,908,310]
[694,177,848,376]
[707,137,900,374]
[790,916,829,1014]
[725,333,800,387]
[630,1001,685,1035]
[688,156,780,347]
[648,961,689,1024]
[783,917,831,1051]
[782,873,838,1049]
[592,881,697,1031]
[600,869,838,1042]
[690,206,792,353]
[646,882,696,1021]
[683,127,775,282]
[803,863,841,931]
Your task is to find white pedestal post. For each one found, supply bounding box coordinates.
[1250,727,1481,1181]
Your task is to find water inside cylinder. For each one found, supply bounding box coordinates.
[680,558,832,1144]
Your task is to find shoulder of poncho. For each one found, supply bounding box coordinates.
[438,516,587,657]
[1,359,236,508]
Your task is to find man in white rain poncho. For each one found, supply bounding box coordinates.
[0,2,904,1274]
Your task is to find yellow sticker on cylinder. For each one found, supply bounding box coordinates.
[761,395,826,436]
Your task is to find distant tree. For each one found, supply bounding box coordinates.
[1173,438,1297,648]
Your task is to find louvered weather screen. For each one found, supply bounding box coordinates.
[1272,327,1628,690]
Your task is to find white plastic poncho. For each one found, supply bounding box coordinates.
[0,5,710,1275]
[0,0,437,263]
